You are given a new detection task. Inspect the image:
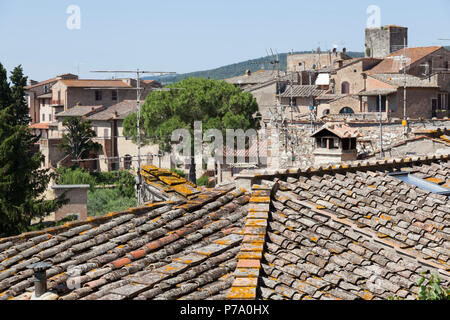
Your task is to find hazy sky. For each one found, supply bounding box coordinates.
[1,0,449,81]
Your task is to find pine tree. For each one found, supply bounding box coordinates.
[0,64,66,237]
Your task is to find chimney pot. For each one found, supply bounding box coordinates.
[27,262,52,298]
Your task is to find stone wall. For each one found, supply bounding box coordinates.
[264,120,450,170]
[52,185,89,221]
[365,26,407,58]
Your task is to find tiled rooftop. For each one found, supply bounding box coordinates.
[368,46,442,74]
[278,85,325,98]
[0,155,449,300]
[86,100,144,121]
[259,160,449,300]
[56,105,106,118]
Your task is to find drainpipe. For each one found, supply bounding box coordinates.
[27,262,52,298]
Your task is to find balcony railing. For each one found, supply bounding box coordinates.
[50,100,64,106]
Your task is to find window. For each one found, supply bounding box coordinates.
[351,138,357,150]
[95,90,102,101]
[104,128,109,139]
[432,98,438,117]
[445,61,449,70]
[342,139,350,150]
[340,107,354,114]
[341,81,350,94]
[124,155,132,170]
[375,95,387,112]
[328,138,337,149]
[42,114,45,122]
[49,114,52,122]
[112,90,117,101]
[439,93,448,110]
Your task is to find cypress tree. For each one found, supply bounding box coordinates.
[0,63,11,110]
[0,64,66,237]
[9,65,30,125]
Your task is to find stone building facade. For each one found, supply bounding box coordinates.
[365,25,408,58]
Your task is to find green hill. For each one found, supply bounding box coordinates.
[146,47,450,84]
[146,51,365,84]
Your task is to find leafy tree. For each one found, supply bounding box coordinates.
[59,117,102,162]
[0,64,66,236]
[123,78,261,182]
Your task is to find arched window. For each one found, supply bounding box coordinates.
[341,81,350,94]
[124,154,132,170]
[340,107,354,114]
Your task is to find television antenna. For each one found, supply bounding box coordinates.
[90,69,176,205]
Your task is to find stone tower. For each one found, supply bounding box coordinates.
[365,25,408,58]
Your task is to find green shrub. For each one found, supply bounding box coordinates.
[171,168,186,178]
[196,175,210,187]
[389,272,449,300]
[55,166,96,190]
[417,272,449,300]
[87,188,137,217]
[56,167,136,198]
[92,170,136,198]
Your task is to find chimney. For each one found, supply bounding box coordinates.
[27,262,52,298]
[28,80,38,86]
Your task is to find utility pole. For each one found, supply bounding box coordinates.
[402,37,408,137]
[379,94,383,159]
[90,69,176,205]
[309,70,315,148]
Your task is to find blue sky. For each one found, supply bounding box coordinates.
[1,0,449,81]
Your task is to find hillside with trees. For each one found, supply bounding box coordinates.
[144,51,365,84]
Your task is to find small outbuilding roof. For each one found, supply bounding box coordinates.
[311,123,363,139]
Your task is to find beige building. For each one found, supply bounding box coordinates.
[25,73,79,124]
[49,100,171,172]
[287,50,353,72]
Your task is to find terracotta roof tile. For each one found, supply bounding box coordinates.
[368,46,442,74]
[1,157,449,300]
